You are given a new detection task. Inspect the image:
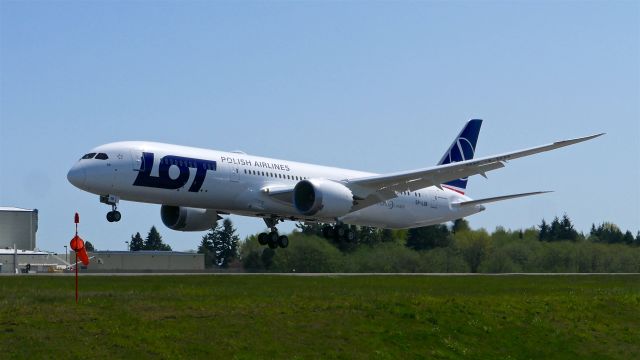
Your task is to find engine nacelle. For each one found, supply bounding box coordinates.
[160,205,219,231]
[293,179,354,218]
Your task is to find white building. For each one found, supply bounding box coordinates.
[0,207,38,250]
[0,249,67,274]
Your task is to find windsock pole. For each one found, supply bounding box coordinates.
[70,213,90,304]
[75,213,79,303]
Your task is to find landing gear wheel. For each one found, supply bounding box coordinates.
[278,235,289,248]
[267,231,279,249]
[347,229,356,242]
[258,233,268,245]
[107,211,121,222]
[101,195,121,223]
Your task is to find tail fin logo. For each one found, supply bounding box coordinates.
[438,119,483,194]
[444,137,475,164]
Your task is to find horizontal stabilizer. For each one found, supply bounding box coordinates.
[451,191,552,208]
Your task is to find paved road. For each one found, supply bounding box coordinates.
[3,272,639,276]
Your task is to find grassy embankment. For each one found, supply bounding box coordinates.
[1,275,639,359]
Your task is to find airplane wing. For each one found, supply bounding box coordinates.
[451,191,552,208]
[344,133,604,210]
[264,133,603,212]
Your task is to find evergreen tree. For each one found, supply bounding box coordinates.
[558,214,578,241]
[539,219,550,241]
[130,232,144,251]
[144,226,172,251]
[452,218,471,233]
[549,216,561,241]
[590,222,624,244]
[622,231,634,245]
[198,230,217,268]
[214,218,240,268]
[406,225,451,251]
[589,223,602,242]
[84,241,95,252]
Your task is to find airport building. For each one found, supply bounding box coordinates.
[0,206,204,273]
[86,251,204,272]
[0,249,67,274]
[0,250,205,274]
[0,207,38,251]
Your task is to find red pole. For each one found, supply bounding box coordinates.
[75,252,78,303]
[74,212,79,304]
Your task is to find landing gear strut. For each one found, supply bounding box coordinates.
[100,195,121,223]
[258,217,288,248]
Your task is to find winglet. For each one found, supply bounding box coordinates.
[451,191,553,208]
[553,133,605,146]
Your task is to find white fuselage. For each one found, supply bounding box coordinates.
[67,141,483,229]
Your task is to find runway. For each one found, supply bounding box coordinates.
[4,272,639,276]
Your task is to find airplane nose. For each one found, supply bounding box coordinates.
[67,165,86,188]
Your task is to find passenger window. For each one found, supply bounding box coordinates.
[95,153,109,160]
[81,153,96,160]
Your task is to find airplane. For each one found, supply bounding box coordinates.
[67,119,602,249]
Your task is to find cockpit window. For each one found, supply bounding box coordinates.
[81,153,96,159]
[95,153,109,160]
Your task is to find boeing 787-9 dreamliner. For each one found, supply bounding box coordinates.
[67,119,602,248]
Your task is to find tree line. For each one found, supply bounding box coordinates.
[123,214,639,273]
[241,215,640,273]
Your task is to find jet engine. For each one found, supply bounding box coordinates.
[293,179,354,218]
[160,205,220,231]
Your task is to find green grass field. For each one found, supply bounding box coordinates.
[1,275,638,359]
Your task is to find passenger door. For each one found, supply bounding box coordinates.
[131,149,145,172]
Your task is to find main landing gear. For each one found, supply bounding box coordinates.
[258,217,288,249]
[322,224,356,242]
[100,195,121,223]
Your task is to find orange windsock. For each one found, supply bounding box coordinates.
[70,235,90,266]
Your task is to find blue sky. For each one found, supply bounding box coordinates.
[1,1,638,253]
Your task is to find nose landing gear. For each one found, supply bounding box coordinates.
[100,195,121,223]
[106,210,121,222]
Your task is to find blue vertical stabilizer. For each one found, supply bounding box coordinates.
[437,119,483,193]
